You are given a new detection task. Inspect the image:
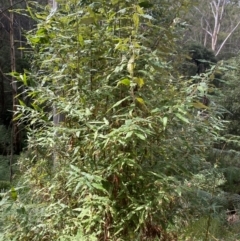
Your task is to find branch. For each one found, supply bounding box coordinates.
[219,0,226,21]
[0,67,12,82]
[0,2,24,30]
[215,20,240,56]
[210,1,217,19]
[201,17,213,37]
[210,1,219,32]
[1,11,11,21]
[204,17,213,33]
[0,0,25,15]
[202,27,213,37]
[194,6,213,35]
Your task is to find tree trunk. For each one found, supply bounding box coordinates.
[0,76,5,118]
[203,25,208,47]
[9,0,18,182]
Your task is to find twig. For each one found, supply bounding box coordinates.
[0,0,25,15]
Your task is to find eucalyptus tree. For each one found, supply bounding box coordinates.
[184,0,240,58]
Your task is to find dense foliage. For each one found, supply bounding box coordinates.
[1,0,240,241]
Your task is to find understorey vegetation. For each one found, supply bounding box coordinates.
[1,0,240,240]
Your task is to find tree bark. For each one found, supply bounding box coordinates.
[0,76,5,118]
[9,0,18,182]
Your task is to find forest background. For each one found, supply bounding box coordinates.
[1,0,240,240]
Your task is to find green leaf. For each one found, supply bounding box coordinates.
[103,117,109,125]
[140,14,154,20]
[118,78,130,86]
[91,183,108,194]
[133,13,139,29]
[126,131,133,139]
[73,182,82,196]
[192,101,208,109]
[19,73,28,85]
[175,113,189,123]
[79,17,95,25]
[111,0,119,4]
[162,117,168,130]
[136,97,145,104]
[35,13,47,20]
[134,77,144,88]
[10,187,17,201]
[107,96,130,113]
[127,55,135,77]
[135,132,146,140]
[18,99,26,107]
[78,35,84,47]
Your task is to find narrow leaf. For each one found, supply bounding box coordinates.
[192,101,209,109]
[133,13,139,29]
[135,132,146,140]
[127,55,135,77]
[162,117,168,130]
[175,113,189,123]
[126,131,133,139]
[107,96,130,113]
